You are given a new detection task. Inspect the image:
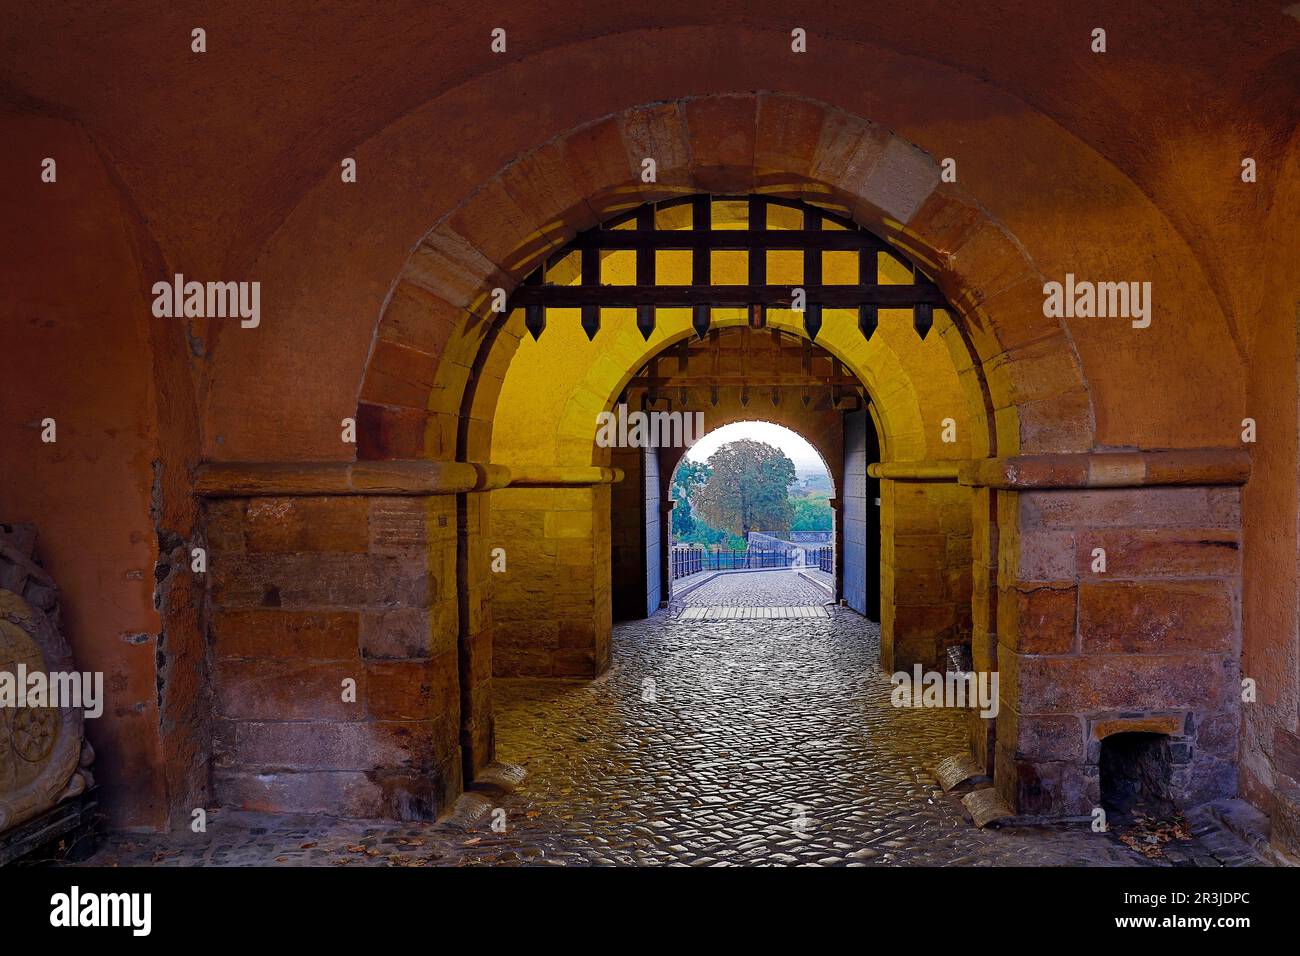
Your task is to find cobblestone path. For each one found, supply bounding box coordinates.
[80,607,1257,867]
[676,569,832,607]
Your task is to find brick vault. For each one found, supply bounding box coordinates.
[1,2,1297,864]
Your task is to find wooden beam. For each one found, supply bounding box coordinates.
[523,268,545,339]
[692,196,711,281]
[580,245,599,339]
[567,229,887,252]
[748,196,766,329]
[803,207,823,340]
[509,283,946,309]
[691,196,711,338]
[635,205,655,339]
[914,301,934,339]
[859,241,878,340]
[511,194,951,345]
[627,374,865,388]
[740,322,749,380]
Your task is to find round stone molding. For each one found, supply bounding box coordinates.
[0,589,88,833]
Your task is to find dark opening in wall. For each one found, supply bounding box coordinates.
[1099,732,1175,821]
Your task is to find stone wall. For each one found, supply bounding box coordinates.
[995,486,1242,816]
[205,495,462,820]
[489,485,612,678]
[968,486,1001,772]
[880,480,973,671]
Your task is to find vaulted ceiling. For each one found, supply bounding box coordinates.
[4,1,1297,287]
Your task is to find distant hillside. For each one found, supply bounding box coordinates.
[791,470,833,494]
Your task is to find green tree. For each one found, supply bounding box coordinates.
[694,440,797,539]
[670,459,711,537]
[791,494,833,532]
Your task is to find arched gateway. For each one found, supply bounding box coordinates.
[190,99,1250,830]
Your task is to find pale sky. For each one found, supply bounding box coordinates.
[684,420,829,477]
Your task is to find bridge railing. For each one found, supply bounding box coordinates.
[701,549,795,571]
[672,546,833,577]
[670,547,703,579]
[807,546,834,573]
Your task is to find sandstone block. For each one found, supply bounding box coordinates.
[211,609,360,660]
[1079,581,1234,654]
[214,660,364,720]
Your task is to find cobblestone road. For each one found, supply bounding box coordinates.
[79,600,1257,867]
[676,569,832,607]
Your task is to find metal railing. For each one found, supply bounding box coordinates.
[712,548,788,571]
[672,546,835,579]
[671,547,704,580]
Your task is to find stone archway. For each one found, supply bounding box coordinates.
[195,95,1247,826]
[478,186,985,687]
[354,93,1095,467]
[429,152,1017,790]
[8,1,1290,857]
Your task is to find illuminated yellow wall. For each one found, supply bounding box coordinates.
[491,202,979,469]
[488,199,979,677]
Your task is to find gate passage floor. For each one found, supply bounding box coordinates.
[675,568,833,619]
[83,572,1255,867]
[674,567,834,607]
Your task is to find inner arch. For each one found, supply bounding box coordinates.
[488,195,976,681]
[666,418,839,598]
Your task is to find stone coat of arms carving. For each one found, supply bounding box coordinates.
[0,525,94,835]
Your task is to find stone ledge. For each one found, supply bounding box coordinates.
[869,461,961,481]
[870,450,1250,489]
[506,466,625,487]
[1188,798,1291,866]
[195,460,512,496]
[1270,787,1300,863]
[963,449,1250,489]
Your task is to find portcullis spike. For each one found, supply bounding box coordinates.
[636,305,655,340]
[692,304,710,339]
[859,304,878,340]
[525,305,545,340]
[913,303,933,340]
[582,305,600,340]
[804,303,823,341]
